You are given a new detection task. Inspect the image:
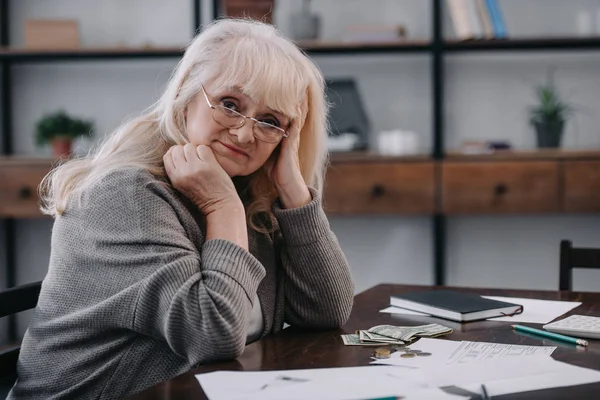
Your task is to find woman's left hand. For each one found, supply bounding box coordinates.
[272,93,312,209]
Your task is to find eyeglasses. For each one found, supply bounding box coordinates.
[200,85,289,144]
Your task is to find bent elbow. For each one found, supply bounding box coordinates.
[212,328,246,360]
[326,301,353,329]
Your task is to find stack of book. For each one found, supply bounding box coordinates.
[447,0,507,40]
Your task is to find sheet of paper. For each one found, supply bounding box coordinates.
[460,364,600,398]
[387,355,600,397]
[480,296,582,323]
[371,338,555,368]
[380,306,428,316]
[446,340,556,364]
[380,296,582,324]
[195,366,468,400]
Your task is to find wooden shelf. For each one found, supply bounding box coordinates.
[0,155,57,165]
[445,149,600,161]
[296,39,432,54]
[330,151,432,163]
[2,36,600,62]
[0,40,433,61]
[0,46,185,61]
[444,36,600,52]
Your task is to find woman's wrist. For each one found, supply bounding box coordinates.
[275,178,312,209]
[205,201,248,251]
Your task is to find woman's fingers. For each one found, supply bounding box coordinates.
[170,145,187,166]
[196,145,216,162]
[163,148,175,172]
[183,143,198,163]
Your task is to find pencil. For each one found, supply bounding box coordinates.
[512,324,588,347]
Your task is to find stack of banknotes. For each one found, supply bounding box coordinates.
[341,323,452,346]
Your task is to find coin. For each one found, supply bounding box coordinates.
[402,348,412,353]
[373,347,391,359]
[400,353,416,358]
[408,349,422,354]
[416,352,432,356]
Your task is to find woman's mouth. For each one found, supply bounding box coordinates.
[218,141,249,158]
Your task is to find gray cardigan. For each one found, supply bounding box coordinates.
[8,167,354,399]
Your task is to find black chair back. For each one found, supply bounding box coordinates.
[559,240,600,291]
[0,281,42,380]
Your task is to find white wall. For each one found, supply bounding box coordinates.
[2,0,600,341]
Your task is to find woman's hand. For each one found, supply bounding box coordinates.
[164,144,241,215]
[272,93,312,209]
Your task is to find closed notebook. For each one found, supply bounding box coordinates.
[390,290,523,322]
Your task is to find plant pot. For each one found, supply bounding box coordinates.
[52,138,72,158]
[533,119,564,148]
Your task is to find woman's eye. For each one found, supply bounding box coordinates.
[221,100,238,111]
[260,118,280,128]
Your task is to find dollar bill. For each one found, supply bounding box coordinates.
[368,324,452,342]
[359,330,405,345]
[340,334,382,346]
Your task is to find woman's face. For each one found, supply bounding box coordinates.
[184,83,290,177]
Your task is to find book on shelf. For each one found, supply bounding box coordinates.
[447,0,507,41]
[390,290,523,322]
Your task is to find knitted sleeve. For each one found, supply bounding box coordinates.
[272,187,354,329]
[86,169,265,365]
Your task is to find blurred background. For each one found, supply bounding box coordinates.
[1,0,600,346]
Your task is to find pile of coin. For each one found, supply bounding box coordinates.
[373,347,392,359]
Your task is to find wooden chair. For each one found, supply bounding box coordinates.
[559,240,600,291]
[0,281,42,394]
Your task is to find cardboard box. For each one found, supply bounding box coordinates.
[222,0,275,23]
[24,19,79,49]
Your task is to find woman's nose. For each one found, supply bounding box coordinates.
[232,120,255,144]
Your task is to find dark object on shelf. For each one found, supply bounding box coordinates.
[289,0,320,41]
[487,140,512,151]
[534,119,564,148]
[460,140,512,154]
[528,70,572,149]
[221,0,275,23]
[325,79,369,151]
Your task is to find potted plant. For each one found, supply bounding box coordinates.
[528,72,572,149]
[35,110,94,157]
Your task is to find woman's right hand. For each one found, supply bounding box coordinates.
[163,144,241,216]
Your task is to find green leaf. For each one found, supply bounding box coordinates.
[35,110,95,147]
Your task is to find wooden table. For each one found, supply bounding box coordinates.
[127,284,600,399]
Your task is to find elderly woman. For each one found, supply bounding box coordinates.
[8,18,354,400]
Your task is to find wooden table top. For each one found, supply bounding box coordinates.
[127,284,600,400]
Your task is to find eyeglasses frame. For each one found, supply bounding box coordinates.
[200,85,289,143]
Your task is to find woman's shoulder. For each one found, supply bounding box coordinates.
[82,166,179,211]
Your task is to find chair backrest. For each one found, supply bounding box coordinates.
[559,240,600,291]
[0,281,42,379]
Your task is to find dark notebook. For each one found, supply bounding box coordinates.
[390,290,523,322]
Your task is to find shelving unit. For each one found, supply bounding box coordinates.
[2,0,600,341]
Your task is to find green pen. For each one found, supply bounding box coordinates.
[512,324,588,347]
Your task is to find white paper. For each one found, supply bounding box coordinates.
[447,340,556,365]
[371,338,461,369]
[380,306,429,316]
[480,296,582,323]
[387,355,600,397]
[195,366,467,400]
[380,296,582,324]
[371,338,555,368]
